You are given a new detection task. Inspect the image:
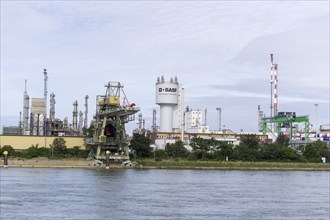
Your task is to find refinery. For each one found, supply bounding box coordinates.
[1,55,329,163]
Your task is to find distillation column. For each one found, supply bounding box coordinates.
[84,95,89,129]
[72,101,78,133]
[49,93,56,121]
[78,110,83,134]
[22,79,30,135]
[43,69,48,120]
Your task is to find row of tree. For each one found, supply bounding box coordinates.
[129,133,330,163]
[0,137,88,159]
[2,134,329,163]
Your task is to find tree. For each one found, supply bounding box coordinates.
[190,137,211,160]
[260,144,281,161]
[280,147,301,161]
[50,137,67,157]
[165,141,188,159]
[240,135,260,149]
[216,142,234,160]
[129,133,151,158]
[235,145,260,161]
[235,135,261,161]
[303,140,330,162]
[275,135,290,147]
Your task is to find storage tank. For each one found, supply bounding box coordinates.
[156,76,179,132]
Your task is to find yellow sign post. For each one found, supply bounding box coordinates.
[105,150,110,169]
[3,150,9,167]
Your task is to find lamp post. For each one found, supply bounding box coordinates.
[314,104,318,133]
[216,108,221,131]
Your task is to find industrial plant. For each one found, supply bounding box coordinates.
[3,69,89,137]
[147,55,329,150]
[1,54,329,162]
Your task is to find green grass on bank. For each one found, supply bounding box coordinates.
[138,159,330,170]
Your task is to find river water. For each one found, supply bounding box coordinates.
[0,168,329,220]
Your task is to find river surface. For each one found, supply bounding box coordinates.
[0,168,329,220]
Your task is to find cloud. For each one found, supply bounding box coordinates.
[1,1,329,133]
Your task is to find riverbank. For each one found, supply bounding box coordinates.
[0,158,122,168]
[138,159,330,171]
[1,158,330,170]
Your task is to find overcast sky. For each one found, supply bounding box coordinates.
[1,1,329,133]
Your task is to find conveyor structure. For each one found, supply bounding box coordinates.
[87,82,139,164]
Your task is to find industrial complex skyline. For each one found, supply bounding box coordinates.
[1,1,329,133]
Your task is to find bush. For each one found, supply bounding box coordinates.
[154,149,166,161]
[303,141,330,163]
[0,145,16,156]
[67,146,89,158]
[21,144,50,158]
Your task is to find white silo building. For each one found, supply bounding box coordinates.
[156,76,184,132]
[185,109,210,133]
[185,109,202,129]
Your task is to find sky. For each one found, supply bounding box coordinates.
[1,1,329,134]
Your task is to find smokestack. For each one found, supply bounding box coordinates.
[273,63,278,117]
[270,54,273,119]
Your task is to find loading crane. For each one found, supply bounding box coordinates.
[86,82,139,164]
[262,112,310,146]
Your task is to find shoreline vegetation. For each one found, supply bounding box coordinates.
[1,158,329,171]
[138,159,330,171]
[1,135,330,171]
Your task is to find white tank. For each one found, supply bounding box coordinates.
[156,82,179,105]
[156,77,179,132]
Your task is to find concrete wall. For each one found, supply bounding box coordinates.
[0,135,85,150]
